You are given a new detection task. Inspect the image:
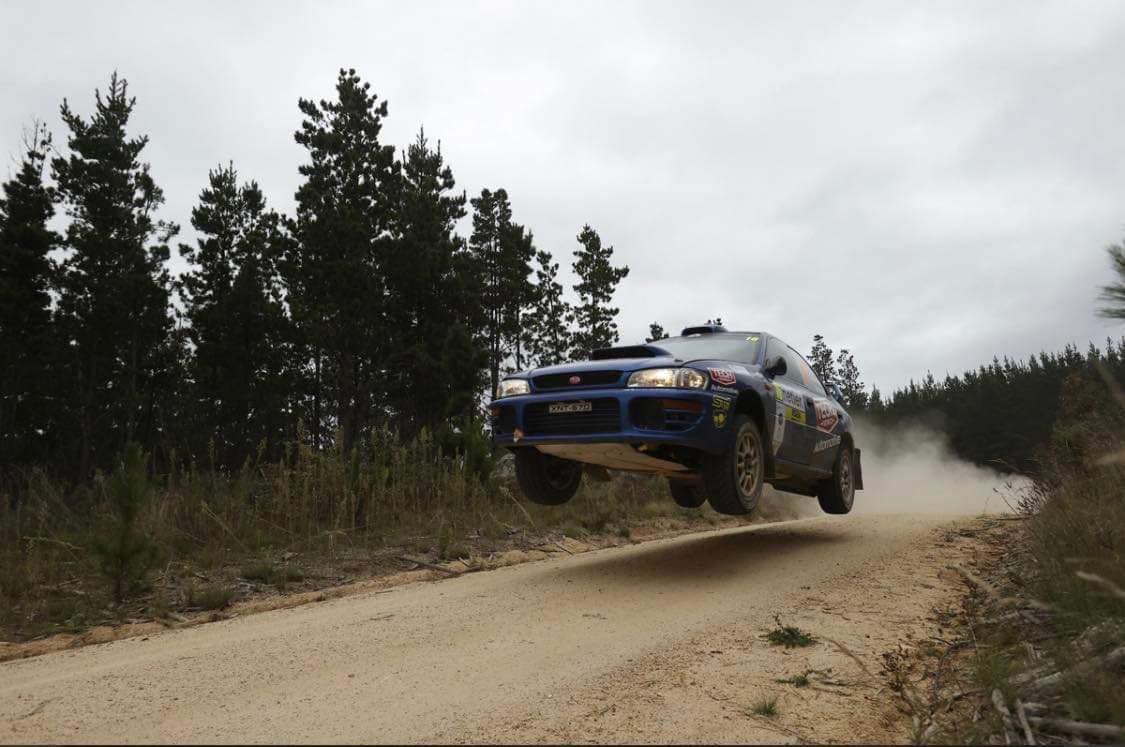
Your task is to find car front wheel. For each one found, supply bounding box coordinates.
[702,414,764,515]
[514,448,583,506]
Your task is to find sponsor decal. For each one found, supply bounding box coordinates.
[773,382,804,411]
[814,399,840,433]
[712,395,732,429]
[708,367,736,386]
[712,385,739,395]
[747,335,760,342]
[814,435,841,453]
[568,375,581,385]
[783,405,806,425]
[548,400,592,414]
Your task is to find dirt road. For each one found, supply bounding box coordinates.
[1,514,992,744]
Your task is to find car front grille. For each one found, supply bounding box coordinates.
[524,398,621,435]
[532,370,623,390]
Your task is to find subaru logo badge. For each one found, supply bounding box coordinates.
[569,375,581,385]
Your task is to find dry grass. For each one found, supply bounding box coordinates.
[0,428,724,641]
[930,370,1125,744]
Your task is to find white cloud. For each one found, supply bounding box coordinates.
[3,0,1124,392]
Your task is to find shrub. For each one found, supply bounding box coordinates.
[90,444,160,603]
[764,615,816,648]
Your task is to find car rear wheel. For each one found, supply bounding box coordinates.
[514,448,582,506]
[817,445,855,514]
[702,414,764,515]
[668,479,707,509]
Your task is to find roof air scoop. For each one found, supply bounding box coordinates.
[591,344,668,360]
[681,324,727,336]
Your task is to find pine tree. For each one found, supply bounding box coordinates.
[834,348,867,409]
[1099,242,1125,319]
[52,74,178,478]
[525,250,573,367]
[385,128,483,429]
[808,334,836,384]
[646,322,666,343]
[503,219,536,374]
[571,224,629,357]
[284,69,400,452]
[468,188,535,395]
[178,163,292,467]
[0,122,59,467]
[867,386,884,415]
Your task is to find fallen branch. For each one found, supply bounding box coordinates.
[396,556,462,576]
[948,564,1056,612]
[1014,699,1036,746]
[820,635,877,683]
[950,564,999,596]
[1016,646,1125,692]
[1027,716,1124,740]
[992,689,1016,745]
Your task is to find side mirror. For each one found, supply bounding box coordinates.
[764,355,787,377]
[827,382,845,404]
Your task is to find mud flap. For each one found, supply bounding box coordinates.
[853,447,863,490]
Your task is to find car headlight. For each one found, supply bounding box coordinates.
[496,379,531,398]
[627,368,708,389]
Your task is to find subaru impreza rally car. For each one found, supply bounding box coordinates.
[490,325,862,516]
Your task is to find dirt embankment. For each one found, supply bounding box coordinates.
[1,513,1012,744]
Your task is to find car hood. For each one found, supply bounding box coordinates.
[519,356,683,378]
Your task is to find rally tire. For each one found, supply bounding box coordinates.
[702,414,764,515]
[514,448,582,506]
[668,479,707,509]
[817,445,855,515]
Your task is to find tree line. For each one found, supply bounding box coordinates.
[807,250,1125,472]
[803,331,1125,473]
[0,69,630,479]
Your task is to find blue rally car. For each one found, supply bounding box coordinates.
[489,325,862,516]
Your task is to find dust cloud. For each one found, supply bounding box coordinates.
[850,419,1021,515]
[757,419,1022,519]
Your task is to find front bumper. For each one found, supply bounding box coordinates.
[489,387,731,456]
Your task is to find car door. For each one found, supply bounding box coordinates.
[789,349,843,473]
[765,340,814,465]
[781,346,821,464]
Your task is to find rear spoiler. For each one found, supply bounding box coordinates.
[590,344,672,361]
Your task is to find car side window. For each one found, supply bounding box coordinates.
[780,347,806,387]
[790,349,827,396]
[765,339,789,375]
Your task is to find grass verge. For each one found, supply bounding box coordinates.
[0,432,746,645]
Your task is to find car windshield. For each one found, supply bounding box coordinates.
[652,334,762,364]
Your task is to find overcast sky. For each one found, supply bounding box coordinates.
[3,0,1125,392]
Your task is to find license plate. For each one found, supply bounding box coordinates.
[548,400,593,414]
